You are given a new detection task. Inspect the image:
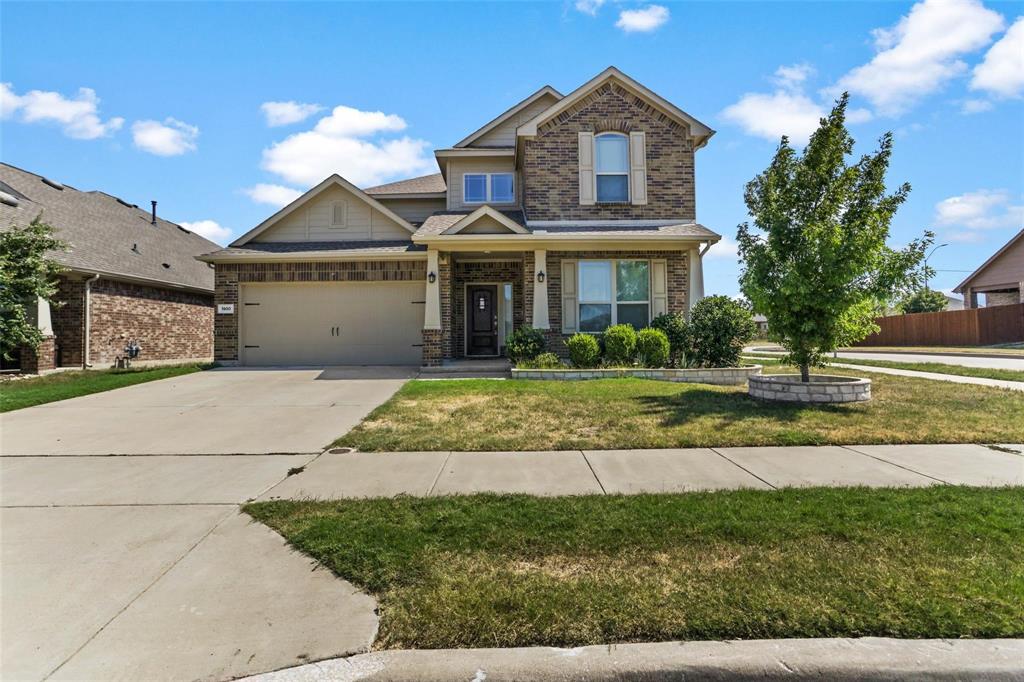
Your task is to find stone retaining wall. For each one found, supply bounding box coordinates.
[512,365,761,386]
[749,374,871,403]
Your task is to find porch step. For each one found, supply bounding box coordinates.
[420,359,512,378]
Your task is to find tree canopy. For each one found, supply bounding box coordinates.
[0,216,66,361]
[899,288,949,314]
[737,94,930,380]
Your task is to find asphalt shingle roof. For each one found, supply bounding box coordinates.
[363,173,446,195]
[415,210,717,240]
[416,210,527,236]
[200,240,426,259]
[0,163,219,292]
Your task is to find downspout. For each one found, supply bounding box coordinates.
[83,273,100,368]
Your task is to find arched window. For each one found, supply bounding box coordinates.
[594,132,629,203]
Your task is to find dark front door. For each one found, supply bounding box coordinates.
[466,285,498,356]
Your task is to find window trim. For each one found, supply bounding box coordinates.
[577,259,651,333]
[463,172,515,205]
[594,132,630,204]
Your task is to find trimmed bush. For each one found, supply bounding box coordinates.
[566,333,600,368]
[602,324,637,366]
[651,312,690,367]
[688,296,757,368]
[636,328,671,368]
[505,325,546,363]
[518,352,563,369]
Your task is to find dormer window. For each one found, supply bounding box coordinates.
[464,173,515,204]
[595,133,629,203]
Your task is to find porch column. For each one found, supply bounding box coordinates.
[963,287,975,309]
[532,249,549,329]
[688,247,705,312]
[424,249,441,330]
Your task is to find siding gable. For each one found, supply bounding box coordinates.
[251,184,413,243]
[469,93,561,148]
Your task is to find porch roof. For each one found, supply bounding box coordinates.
[196,240,427,263]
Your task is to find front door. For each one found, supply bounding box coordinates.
[466,285,498,356]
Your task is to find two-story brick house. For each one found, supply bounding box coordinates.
[199,67,721,366]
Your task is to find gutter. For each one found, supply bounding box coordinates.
[83,273,100,368]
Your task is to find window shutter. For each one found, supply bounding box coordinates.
[629,131,647,205]
[651,259,668,317]
[561,259,578,333]
[578,132,595,206]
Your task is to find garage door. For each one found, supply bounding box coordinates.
[240,282,424,366]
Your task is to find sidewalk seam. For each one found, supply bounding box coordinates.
[839,445,951,484]
[427,451,453,496]
[710,448,778,490]
[580,451,607,495]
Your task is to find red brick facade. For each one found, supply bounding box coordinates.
[451,260,525,359]
[522,82,696,221]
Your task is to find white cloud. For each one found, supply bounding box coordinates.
[575,0,605,16]
[615,5,669,33]
[970,17,1024,98]
[961,98,994,114]
[1,83,123,139]
[131,118,199,156]
[832,0,1005,116]
[773,64,815,90]
[259,105,432,187]
[260,100,324,127]
[705,235,739,260]
[934,189,1024,241]
[243,183,303,207]
[179,219,232,245]
[721,90,825,144]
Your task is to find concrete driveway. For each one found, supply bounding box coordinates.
[0,366,414,455]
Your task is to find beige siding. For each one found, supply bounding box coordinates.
[967,237,1024,289]
[471,93,560,148]
[447,157,519,210]
[374,197,446,225]
[254,185,411,242]
[459,214,515,234]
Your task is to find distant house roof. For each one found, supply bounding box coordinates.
[363,173,446,196]
[0,163,218,293]
[954,229,1024,293]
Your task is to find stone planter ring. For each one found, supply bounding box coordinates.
[748,374,871,403]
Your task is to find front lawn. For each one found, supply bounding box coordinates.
[0,363,210,412]
[245,487,1024,649]
[337,366,1024,451]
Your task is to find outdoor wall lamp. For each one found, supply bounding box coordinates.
[537,271,546,283]
[428,272,437,284]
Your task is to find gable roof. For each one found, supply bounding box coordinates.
[517,67,715,148]
[0,163,218,293]
[441,205,529,235]
[954,228,1024,293]
[231,174,417,246]
[364,173,446,196]
[453,85,563,148]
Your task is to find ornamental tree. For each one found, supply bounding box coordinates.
[900,288,948,314]
[737,94,931,382]
[0,216,66,361]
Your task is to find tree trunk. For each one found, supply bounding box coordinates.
[800,363,810,382]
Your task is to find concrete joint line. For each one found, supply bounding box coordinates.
[250,452,323,502]
[580,451,607,495]
[710,448,778,490]
[839,445,951,485]
[427,451,453,496]
[3,502,239,509]
[41,506,239,681]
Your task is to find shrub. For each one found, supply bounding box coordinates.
[518,352,563,369]
[566,333,600,368]
[651,312,690,367]
[505,325,546,363]
[602,324,637,366]
[636,328,670,368]
[687,295,757,368]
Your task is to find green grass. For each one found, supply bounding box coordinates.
[743,354,1024,383]
[0,364,210,412]
[245,487,1024,649]
[337,365,1024,450]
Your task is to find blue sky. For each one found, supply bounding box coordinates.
[3,0,1022,298]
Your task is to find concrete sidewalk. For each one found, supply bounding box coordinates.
[240,637,1024,681]
[258,443,1024,501]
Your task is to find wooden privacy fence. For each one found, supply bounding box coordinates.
[857,303,1024,347]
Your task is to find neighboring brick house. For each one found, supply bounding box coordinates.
[200,67,721,367]
[0,163,217,373]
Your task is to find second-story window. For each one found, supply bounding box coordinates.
[464,173,515,204]
[595,133,629,203]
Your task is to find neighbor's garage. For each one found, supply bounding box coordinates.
[239,282,423,365]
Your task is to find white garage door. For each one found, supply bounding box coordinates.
[240,282,424,366]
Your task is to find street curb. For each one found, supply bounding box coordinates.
[239,638,1024,681]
